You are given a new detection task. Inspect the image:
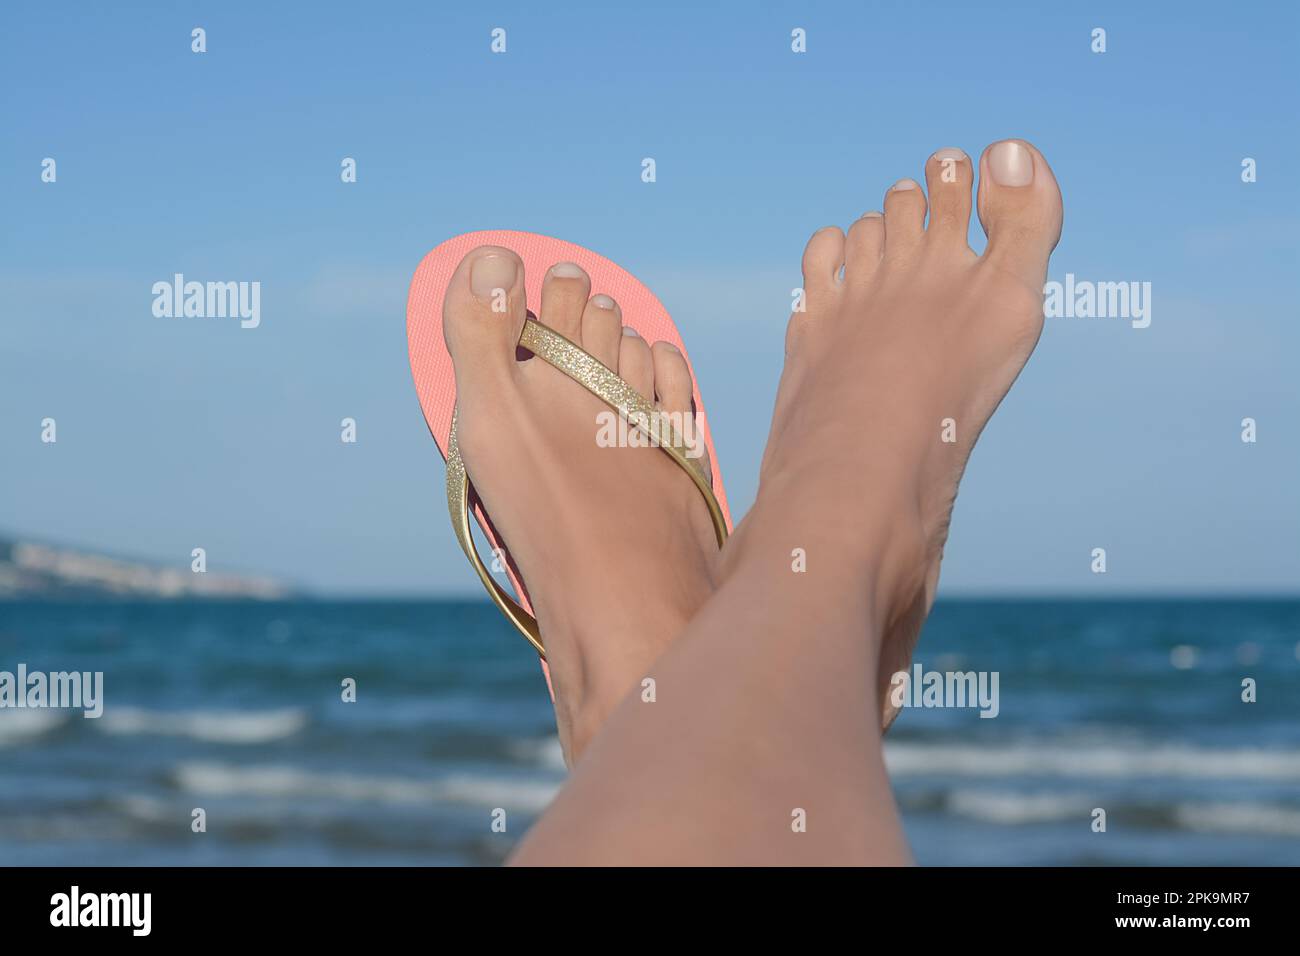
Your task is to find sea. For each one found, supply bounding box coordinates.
[0,599,1297,866]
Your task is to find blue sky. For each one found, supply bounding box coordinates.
[2,1,1297,595]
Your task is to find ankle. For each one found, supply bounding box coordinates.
[722,468,932,634]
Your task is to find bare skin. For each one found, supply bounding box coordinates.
[510,139,1062,864]
[442,252,722,764]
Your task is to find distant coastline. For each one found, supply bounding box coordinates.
[0,534,294,600]
[2,533,1293,603]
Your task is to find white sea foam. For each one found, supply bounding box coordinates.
[1175,802,1300,837]
[113,794,175,824]
[439,775,559,814]
[173,761,560,813]
[174,763,437,803]
[946,790,1090,824]
[507,736,566,771]
[0,709,67,745]
[100,707,307,744]
[884,741,1300,780]
[941,789,1300,837]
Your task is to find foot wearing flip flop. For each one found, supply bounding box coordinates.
[443,247,722,764]
[747,140,1063,726]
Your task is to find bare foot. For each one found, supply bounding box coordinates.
[750,139,1063,727]
[442,248,722,763]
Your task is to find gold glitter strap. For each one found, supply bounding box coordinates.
[446,317,729,659]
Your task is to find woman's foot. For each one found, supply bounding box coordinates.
[747,139,1063,726]
[511,140,1060,864]
[443,247,722,764]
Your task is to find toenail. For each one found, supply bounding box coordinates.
[891,178,918,191]
[550,261,585,279]
[590,294,616,309]
[861,210,883,219]
[470,255,517,301]
[931,147,967,163]
[622,326,639,337]
[988,141,1033,187]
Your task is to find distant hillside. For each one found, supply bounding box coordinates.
[0,535,294,599]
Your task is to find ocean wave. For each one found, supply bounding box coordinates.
[885,741,1300,781]
[173,761,559,813]
[507,736,566,771]
[437,775,559,814]
[946,789,1091,824]
[1176,802,1300,837]
[937,789,1300,837]
[0,710,68,745]
[111,794,175,824]
[100,707,308,744]
[173,762,437,803]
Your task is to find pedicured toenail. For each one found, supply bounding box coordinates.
[551,261,585,279]
[988,141,1033,186]
[891,178,918,191]
[622,326,639,337]
[931,147,967,163]
[591,294,616,309]
[471,255,517,302]
[861,210,883,218]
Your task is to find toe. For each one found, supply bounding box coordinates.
[882,178,927,253]
[442,245,526,376]
[617,327,654,403]
[651,340,709,471]
[976,139,1063,287]
[800,226,846,300]
[923,147,974,246]
[580,293,622,369]
[539,261,591,339]
[844,211,884,281]
[651,340,692,414]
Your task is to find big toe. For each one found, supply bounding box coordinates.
[976,139,1063,287]
[442,245,527,377]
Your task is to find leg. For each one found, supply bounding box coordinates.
[513,494,917,864]
[511,140,1062,864]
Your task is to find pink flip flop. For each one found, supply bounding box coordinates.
[406,230,732,663]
